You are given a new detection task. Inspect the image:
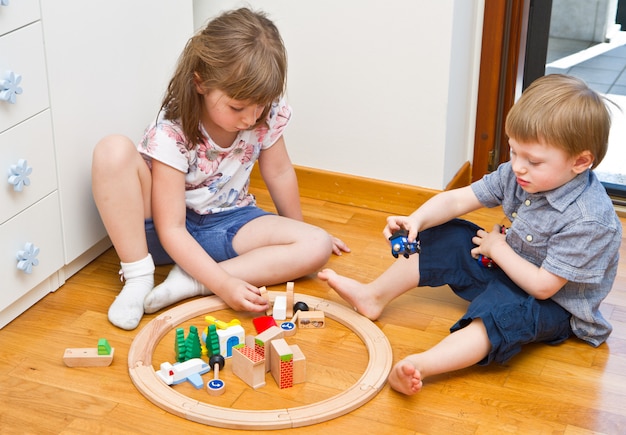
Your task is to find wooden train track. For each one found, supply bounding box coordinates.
[128,292,393,430]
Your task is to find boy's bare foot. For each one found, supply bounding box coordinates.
[317,268,384,320]
[388,358,423,395]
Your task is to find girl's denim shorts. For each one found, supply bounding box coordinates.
[418,218,572,365]
[145,206,271,265]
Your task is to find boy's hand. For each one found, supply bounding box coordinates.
[384,215,418,243]
[471,224,507,259]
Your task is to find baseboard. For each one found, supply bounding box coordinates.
[251,165,441,216]
[446,161,472,191]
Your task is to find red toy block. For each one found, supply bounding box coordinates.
[253,315,277,334]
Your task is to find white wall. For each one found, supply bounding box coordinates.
[194,0,484,190]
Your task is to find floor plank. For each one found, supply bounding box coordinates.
[0,184,624,434]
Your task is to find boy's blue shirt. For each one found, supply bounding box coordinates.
[472,162,622,346]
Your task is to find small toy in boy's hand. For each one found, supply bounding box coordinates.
[477,254,498,268]
[389,230,421,258]
[476,226,507,268]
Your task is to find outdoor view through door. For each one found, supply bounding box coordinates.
[545,0,626,205]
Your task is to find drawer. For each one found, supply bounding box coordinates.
[0,110,57,224]
[0,192,64,312]
[0,21,49,133]
[0,0,40,37]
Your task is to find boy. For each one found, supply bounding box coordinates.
[318,74,622,395]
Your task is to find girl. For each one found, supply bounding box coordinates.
[92,8,349,330]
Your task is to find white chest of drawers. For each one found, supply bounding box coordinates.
[0,1,64,325]
[0,0,193,328]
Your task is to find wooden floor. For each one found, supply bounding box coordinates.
[1,180,625,434]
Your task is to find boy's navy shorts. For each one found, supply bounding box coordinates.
[144,206,271,266]
[418,218,572,365]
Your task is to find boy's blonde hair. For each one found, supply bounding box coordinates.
[161,8,287,147]
[505,74,612,168]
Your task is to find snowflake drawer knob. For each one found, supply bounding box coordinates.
[8,159,32,192]
[0,71,23,104]
[16,242,40,274]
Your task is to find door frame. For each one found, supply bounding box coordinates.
[472,0,552,182]
[472,0,525,181]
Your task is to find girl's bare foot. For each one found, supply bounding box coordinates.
[388,358,423,395]
[317,268,384,320]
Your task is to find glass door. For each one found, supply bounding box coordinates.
[544,0,626,204]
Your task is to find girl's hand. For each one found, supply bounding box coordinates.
[331,236,351,256]
[216,276,269,313]
[471,224,507,259]
[383,215,418,242]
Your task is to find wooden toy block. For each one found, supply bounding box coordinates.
[270,338,294,389]
[285,282,294,318]
[232,344,266,389]
[206,354,226,396]
[63,347,114,367]
[252,315,277,334]
[97,338,111,355]
[291,344,306,384]
[260,282,296,319]
[296,310,325,329]
[254,324,284,343]
[273,295,287,320]
[216,324,245,358]
[279,320,297,337]
[253,325,284,372]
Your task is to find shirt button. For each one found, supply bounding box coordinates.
[526,234,533,242]
[524,199,531,206]
[512,212,518,218]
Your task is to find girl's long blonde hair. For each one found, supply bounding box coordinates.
[161,8,287,148]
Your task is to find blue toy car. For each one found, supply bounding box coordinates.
[389,230,420,258]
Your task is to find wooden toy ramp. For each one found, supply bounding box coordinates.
[128,292,392,430]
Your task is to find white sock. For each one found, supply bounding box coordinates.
[143,264,212,314]
[108,254,155,330]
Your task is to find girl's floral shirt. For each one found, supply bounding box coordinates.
[138,99,292,215]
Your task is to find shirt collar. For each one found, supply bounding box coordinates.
[539,170,590,212]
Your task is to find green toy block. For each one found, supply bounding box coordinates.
[97,338,112,356]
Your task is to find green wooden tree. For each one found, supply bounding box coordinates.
[206,324,221,357]
[174,328,186,362]
[183,325,202,361]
